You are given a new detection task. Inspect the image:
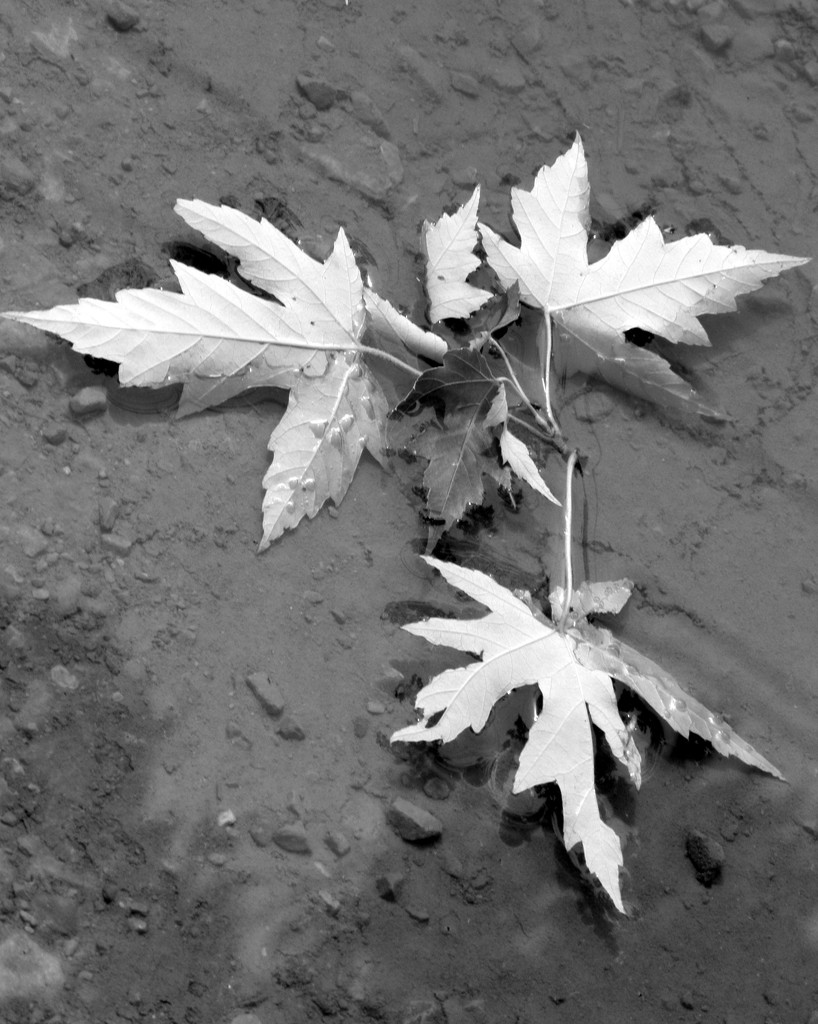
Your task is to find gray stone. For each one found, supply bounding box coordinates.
[300,139,403,203]
[17,524,48,558]
[325,829,350,858]
[106,0,140,31]
[398,45,446,100]
[246,671,285,717]
[248,810,275,848]
[0,931,64,1005]
[41,422,67,446]
[100,532,133,555]
[450,72,479,97]
[98,496,119,532]
[386,797,443,842]
[700,23,732,53]
[375,870,405,901]
[276,715,305,741]
[296,74,337,111]
[685,828,725,886]
[0,155,35,200]
[272,821,311,854]
[349,90,390,137]
[51,575,82,617]
[69,386,108,418]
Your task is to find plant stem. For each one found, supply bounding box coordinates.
[558,449,579,632]
[488,341,558,438]
[507,412,567,452]
[358,345,421,377]
[537,314,561,438]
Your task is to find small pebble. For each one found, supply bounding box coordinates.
[69,386,108,418]
[295,74,336,111]
[685,828,725,886]
[246,671,285,717]
[325,830,350,858]
[700,23,732,53]
[375,871,405,902]
[41,422,67,446]
[386,797,443,842]
[276,716,305,741]
[248,811,275,848]
[50,664,79,691]
[98,497,119,533]
[273,822,311,854]
[100,532,132,556]
[106,0,139,31]
[450,71,479,96]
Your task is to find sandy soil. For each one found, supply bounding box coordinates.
[1,1,818,1022]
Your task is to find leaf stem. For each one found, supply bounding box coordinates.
[537,315,561,438]
[558,449,579,632]
[488,341,561,441]
[507,412,567,452]
[358,344,421,377]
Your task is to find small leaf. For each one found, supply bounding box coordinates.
[397,347,499,418]
[498,428,558,503]
[423,186,494,322]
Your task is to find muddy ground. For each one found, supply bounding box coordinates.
[1,0,818,1022]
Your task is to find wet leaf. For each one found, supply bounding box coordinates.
[395,349,557,541]
[423,186,493,322]
[394,557,783,911]
[480,134,808,415]
[4,201,386,548]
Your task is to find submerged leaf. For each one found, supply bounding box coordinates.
[553,320,727,421]
[394,557,783,910]
[395,349,557,540]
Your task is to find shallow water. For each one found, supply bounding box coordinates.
[1,0,817,1022]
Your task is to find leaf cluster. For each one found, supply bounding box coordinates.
[3,132,802,912]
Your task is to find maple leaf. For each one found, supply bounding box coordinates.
[393,557,783,912]
[476,134,809,417]
[2,201,389,549]
[422,186,493,323]
[393,348,557,547]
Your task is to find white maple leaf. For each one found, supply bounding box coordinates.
[2,201,389,549]
[423,186,493,323]
[393,557,782,912]
[479,134,809,415]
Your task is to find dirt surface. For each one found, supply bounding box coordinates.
[1,1,818,1023]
